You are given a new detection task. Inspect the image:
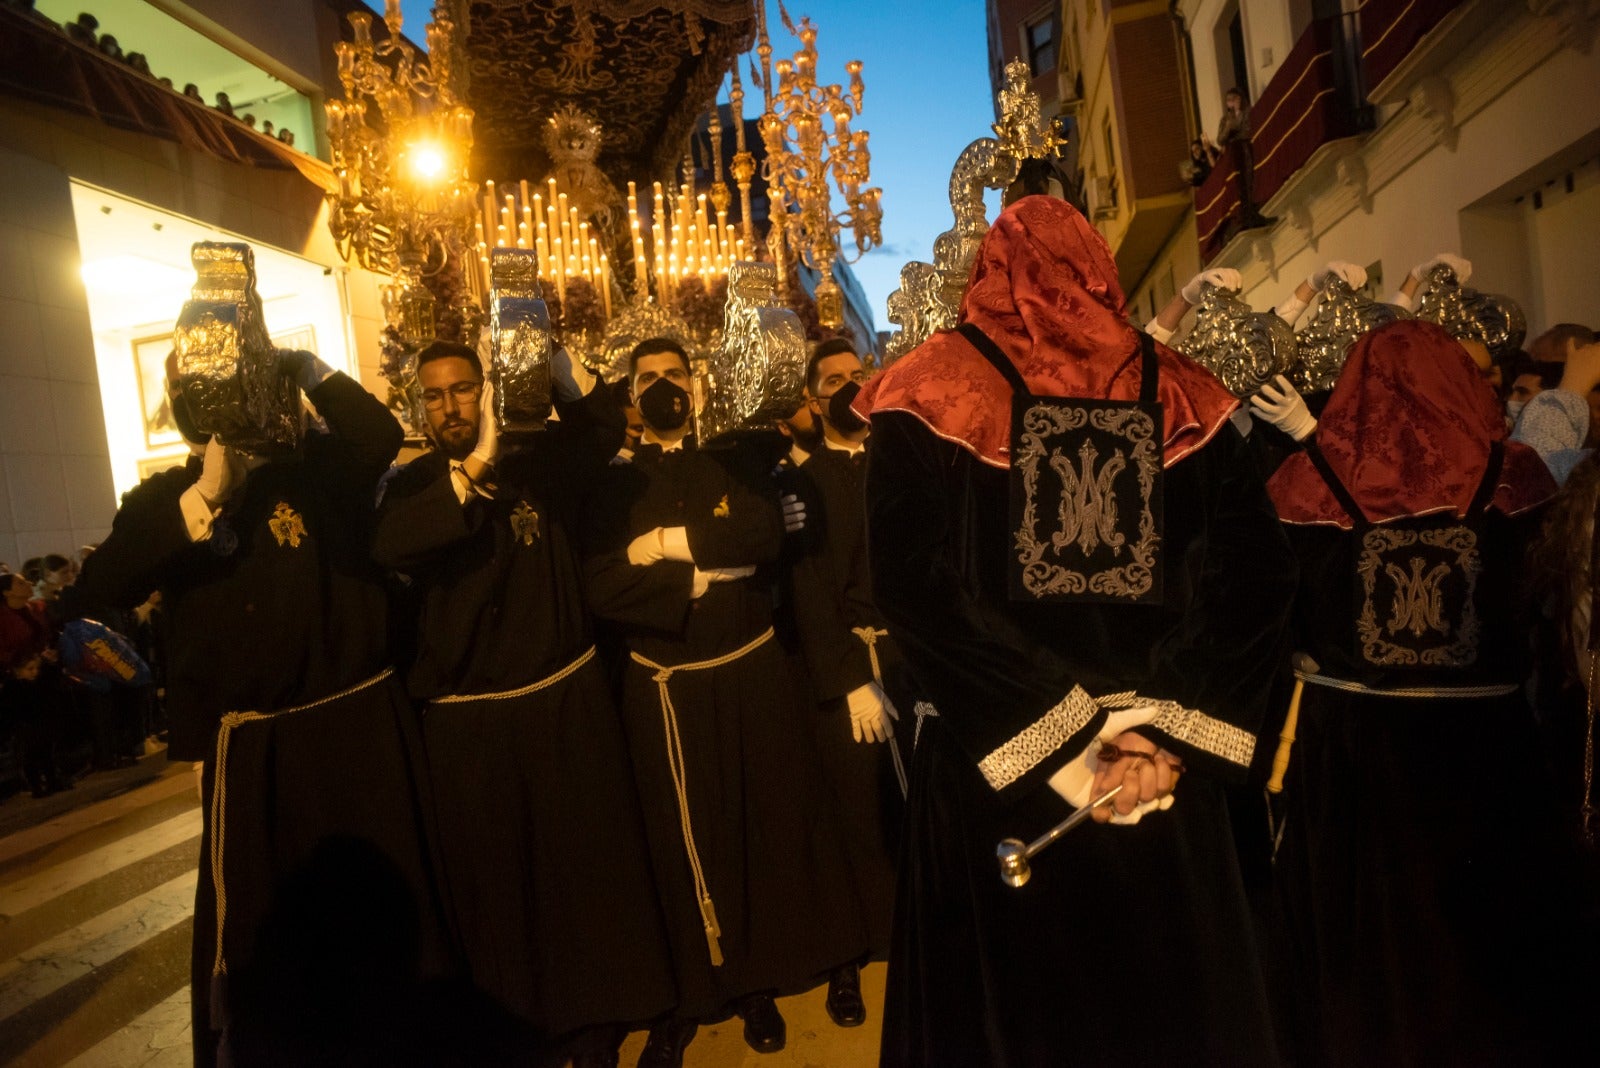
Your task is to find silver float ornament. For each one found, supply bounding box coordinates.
[1291,276,1402,392]
[595,300,701,385]
[1179,281,1298,397]
[1414,263,1526,358]
[698,261,807,441]
[172,241,302,454]
[488,248,554,433]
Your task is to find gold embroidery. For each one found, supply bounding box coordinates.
[713,494,730,517]
[1357,526,1481,667]
[1014,403,1160,600]
[1146,702,1257,768]
[510,501,540,546]
[268,502,307,548]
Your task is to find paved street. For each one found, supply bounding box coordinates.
[0,761,884,1067]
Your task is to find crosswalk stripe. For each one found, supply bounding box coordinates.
[0,769,196,869]
[0,870,198,1024]
[0,810,202,919]
[62,986,191,1068]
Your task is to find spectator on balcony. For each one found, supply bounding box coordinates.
[1180,139,1212,187]
[214,91,234,117]
[64,11,97,46]
[182,83,202,101]
[1204,88,1271,231]
[96,34,121,61]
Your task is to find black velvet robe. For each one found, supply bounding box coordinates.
[790,442,907,956]
[584,439,866,1018]
[63,375,451,1066]
[866,410,1294,1068]
[372,385,675,1043]
[1269,510,1594,1066]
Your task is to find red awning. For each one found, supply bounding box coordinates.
[0,7,334,192]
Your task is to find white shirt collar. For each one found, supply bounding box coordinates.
[641,430,687,453]
[822,436,866,456]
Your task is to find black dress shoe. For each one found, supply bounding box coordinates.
[737,993,786,1053]
[637,1018,697,1068]
[825,963,867,1027]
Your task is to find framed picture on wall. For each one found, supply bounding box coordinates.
[132,333,180,449]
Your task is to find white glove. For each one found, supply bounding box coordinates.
[1143,318,1175,346]
[846,682,897,743]
[659,527,693,563]
[1249,375,1318,441]
[194,437,246,507]
[1311,260,1367,292]
[627,527,666,567]
[1275,292,1309,324]
[690,564,755,598]
[781,493,806,533]
[470,379,499,468]
[1180,267,1241,304]
[550,345,596,402]
[1410,252,1471,286]
[279,350,335,393]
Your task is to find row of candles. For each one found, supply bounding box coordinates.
[473,178,748,321]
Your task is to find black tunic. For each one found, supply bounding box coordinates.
[65,375,448,1067]
[373,385,675,1041]
[1270,510,1592,1065]
[866,410,1294,1067]
[584,439,866,1017]
[790,443,907,956]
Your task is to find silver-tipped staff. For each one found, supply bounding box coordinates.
[996,784,1124,888]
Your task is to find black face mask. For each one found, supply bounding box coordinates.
[636,377,691,432]
[825,380,868,436]
[170,390,211,447]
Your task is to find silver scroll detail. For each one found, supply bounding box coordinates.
[1180,282,1299,398]
[1413,264,1526,359]
[172,241,302,454]
[1291,276,1402,393]
[882,59,1059,367]
[595,299,704,385]
[699,261,807,441]
[488,248,554,433]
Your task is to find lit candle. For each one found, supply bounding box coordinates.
[600,254,612,318]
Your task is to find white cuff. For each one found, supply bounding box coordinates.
[558,358,597,402]
[1143,319,1174,346]
[1389,289,1414,312]
[660,526,693,564]
[178,485,220,542]
[1047,705,1174,824]
[1275,295,1308,323]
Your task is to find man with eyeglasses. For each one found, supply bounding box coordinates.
[374,339,674,1067]
[786,338,908,1029]
[584,337,865,1066]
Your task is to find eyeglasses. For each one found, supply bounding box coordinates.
[421,381,483,410]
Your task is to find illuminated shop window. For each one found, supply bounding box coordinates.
[37,0,316,152]
[71,183,353,495]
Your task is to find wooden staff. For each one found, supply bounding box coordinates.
[1267,652,1319,794]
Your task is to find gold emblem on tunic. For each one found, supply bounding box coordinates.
[713,494,730,517]
[1049,439,1127,556]
[510,501,540,545]
[1357,526,1481,666]
[269,502,307,548]
[1384,557,1452,638]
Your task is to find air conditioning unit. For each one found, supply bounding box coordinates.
[1086,175,1117,219]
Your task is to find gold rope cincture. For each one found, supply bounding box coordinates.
[852,626,908,797]
[430,646,596,705]
[630,627,775,968]
[208,668,393,980]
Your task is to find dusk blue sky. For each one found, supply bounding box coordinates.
[401,0,995,333]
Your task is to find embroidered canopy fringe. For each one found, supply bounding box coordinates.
[853,626,908,796]
[208,668,395,981]
[430,646,596,704]
[630,627,776,967]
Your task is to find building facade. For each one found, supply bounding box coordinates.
[0,0,395,567]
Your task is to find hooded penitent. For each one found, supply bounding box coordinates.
[854,195,1238,469]
[1267,319,1555,528]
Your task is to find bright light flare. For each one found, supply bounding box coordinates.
[409,143,447,182]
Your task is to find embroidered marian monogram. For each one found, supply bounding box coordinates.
[713,494,730,517]
[1050,438,1126,556]
[1385,557,1451,638]
[1357,526,1481,667]
[510,501,540,546]
[268,502,307,548]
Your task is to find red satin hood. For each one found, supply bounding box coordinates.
[856,196,1237,469]
[1267,320,1555,528]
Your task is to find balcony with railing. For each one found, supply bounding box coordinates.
[1195,13,1372,260]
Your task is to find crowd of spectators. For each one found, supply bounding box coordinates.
[2,1,301,148]
[0,547,167,799]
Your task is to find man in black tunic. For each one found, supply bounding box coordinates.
[584,338,865,1065]
[788,338,907,1027]
[373,340,674,1066]
[858,197,1296,1067]
[61,351,445,1066]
